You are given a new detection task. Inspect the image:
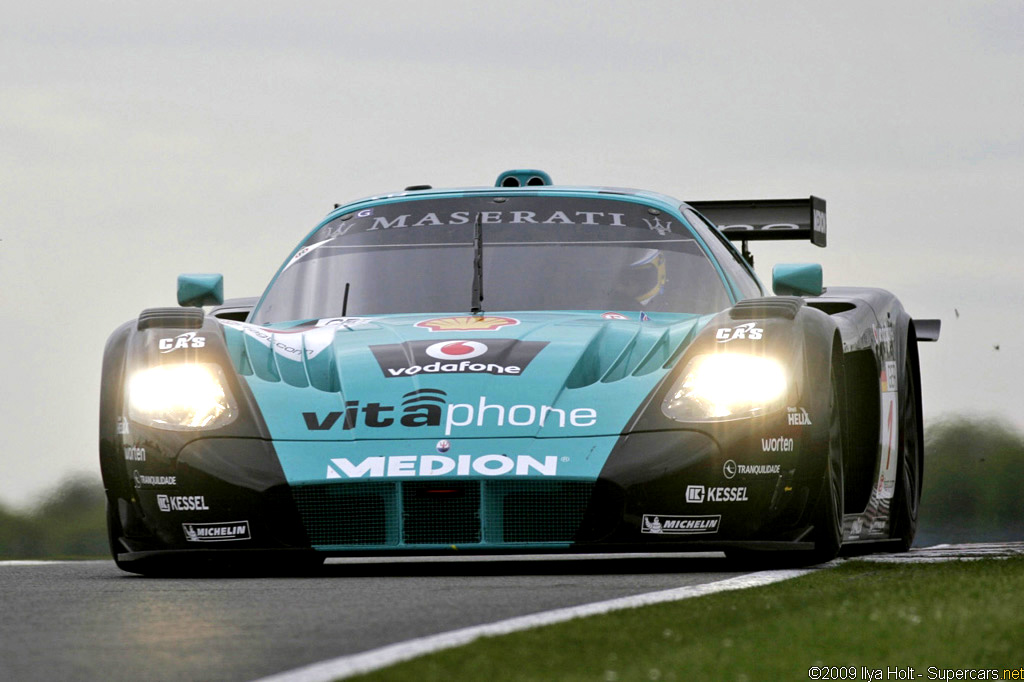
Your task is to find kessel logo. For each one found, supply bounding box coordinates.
[641,514,721,535]
[370,339,547,378]
[156,495,209,512]
[182,521,251,542]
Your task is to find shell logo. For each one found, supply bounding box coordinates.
[415,316,520,332]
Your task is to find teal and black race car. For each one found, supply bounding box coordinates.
[100,169,940,574]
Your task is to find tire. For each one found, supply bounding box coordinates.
[889,355,922,551]
[809,362,844,563]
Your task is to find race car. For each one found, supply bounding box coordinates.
[99,169,940,574]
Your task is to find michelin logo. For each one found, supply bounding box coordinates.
[183,521,250,542]
[641,514,721,535]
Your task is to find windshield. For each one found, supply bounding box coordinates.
[253,196,731,324]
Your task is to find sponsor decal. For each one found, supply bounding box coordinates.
[219,319,336,361]
[281,238,334,272]
[355,210,630,232]
[850,518,863,538]
[601,312,629,320]
[124,445,146,462]
[685,485,749,503]
[872,324,895,345]
[315,317,373,328]
[639,311,651,322]
[158,332,206,353]
[876,391,899,499]
[183,521,251,542]
[723,459,781,479]
[715,322,763,342]
[133,470,176,489]
[436,439,451,453]
[786,407,812,426]
[370,339,546,378]
[156,495,209,512]
[882,361,898,393]
[642,216,672,236]
[415,316,520,332]
[761,437,794,452]
[641,514,721,535]
[302,389,598,436]
[116,417,130,435]
[325,454,558,479]
[869,519,887,533]
[813,208,827,238]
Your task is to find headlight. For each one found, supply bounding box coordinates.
[662,353,788,421]
[128,363,236,429]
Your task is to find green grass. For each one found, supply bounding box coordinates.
[350,557,1024,681]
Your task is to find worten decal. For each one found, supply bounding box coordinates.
[370,339,547,378]
[641,515,721,535]
[415,316,519,332]
[303,389,598,437]
[325,454,558,480]
[761,437,794,453]
[124,446,146,462]
[183,521,251,542]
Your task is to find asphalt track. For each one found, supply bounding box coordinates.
[2,544,1021,682]
[0,552,744,681]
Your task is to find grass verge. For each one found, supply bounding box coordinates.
[350,557,1024,681]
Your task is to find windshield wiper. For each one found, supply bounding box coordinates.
[470,213,484,314]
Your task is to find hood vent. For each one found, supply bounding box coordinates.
[566,319,700,388]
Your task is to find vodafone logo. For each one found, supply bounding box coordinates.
[370,338,547,378]
[425,341,487,361]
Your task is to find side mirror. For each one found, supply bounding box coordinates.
[772,263,822,297]
[177,273,224,307]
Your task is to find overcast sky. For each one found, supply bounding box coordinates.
[2,1,1022,508]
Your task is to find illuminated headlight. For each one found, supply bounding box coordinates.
[662,353,788,421]
[128,363,236,429]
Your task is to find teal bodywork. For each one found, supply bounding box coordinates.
[177,273,224,307]
[220,311,709,485]
[214,186,763,551]
[772,263,823,297]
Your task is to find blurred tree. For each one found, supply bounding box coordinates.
[0,475,107,559]
[917,417,1024,545]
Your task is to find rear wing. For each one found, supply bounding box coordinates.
[688,196,827,248]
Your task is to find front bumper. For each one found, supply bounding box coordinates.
[110,426,821,566]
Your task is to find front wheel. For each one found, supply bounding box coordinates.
[809,362,844,563]
[889,355,922,551]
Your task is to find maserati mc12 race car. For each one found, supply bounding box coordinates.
[100,169,940,574]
